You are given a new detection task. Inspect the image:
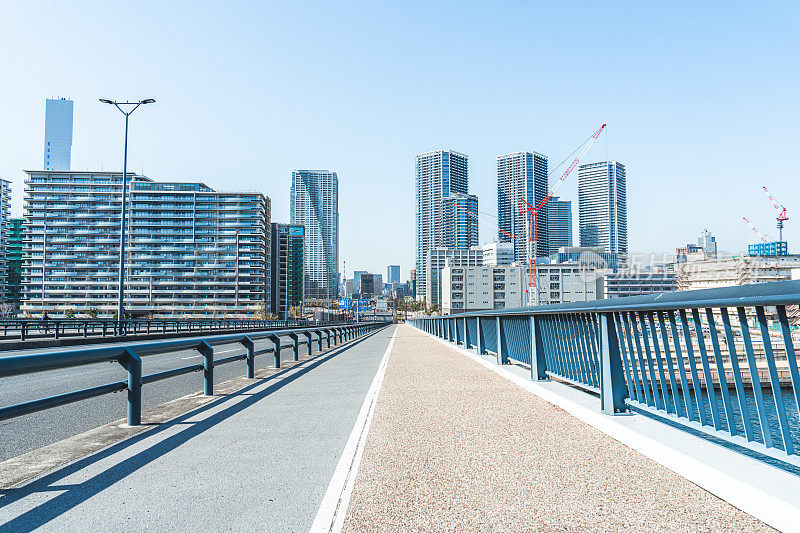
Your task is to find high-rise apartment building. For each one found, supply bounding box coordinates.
[44,98,74,171]
[22,171,270,317]
[0,180,10,300]
[415,149,469,302]
[6,218,23,307]
[441,192,479,249]
[497,151,549,263]
[290,170,339,300]
[578,161,627,256]
[548,196,572,250]
[270,223,304,319]
[387,265,400,285]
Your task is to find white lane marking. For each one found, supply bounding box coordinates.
[180,348,239,360]
[418,327,800,533]
[310,326,397,533]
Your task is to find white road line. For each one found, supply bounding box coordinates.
[310,326,397,533]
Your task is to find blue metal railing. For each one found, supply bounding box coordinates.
[0,317,340,342]
[409,281,800,463]
[0,321,390,426]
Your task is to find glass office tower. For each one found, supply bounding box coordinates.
[290,170,339,301]
[270,223,304,319]
[547,196,573,250]
[44,98,74,171]
[578,161,627,256]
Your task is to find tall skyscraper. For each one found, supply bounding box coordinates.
[291,170,339,300]
[548,196,573,251]
[44,98,74,171]
[578,161,627,256]
[441,192,479,249]
[415,149,468,302]
[387,265,400,285]
[497,151,549,263]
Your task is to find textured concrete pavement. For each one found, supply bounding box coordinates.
[343,325,770,532]
[0,325,395,532]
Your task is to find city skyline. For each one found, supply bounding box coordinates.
[0,3,798,278]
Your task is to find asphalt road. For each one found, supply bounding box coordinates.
[0,325,396,532]
[0,334,320,461]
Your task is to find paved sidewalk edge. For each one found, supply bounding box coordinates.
[416,327,800,533]
[311,326,397,533]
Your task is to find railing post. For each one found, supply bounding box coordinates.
[123,348,142,426]
[316,329,323,351]
[476,317,483,353]
[303,331,313,355]
[326,329,331,349]
[199,341,214,396]
[599,312,628,414]
[463,317,469,347]
[290,332,299,361]
[530,315,547,380]
[496,316,505,364]
[242,336,255,378]
[269,334,281,368]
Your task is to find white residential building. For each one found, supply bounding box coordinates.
[425,247,482,310]
[534,264,601,306]
[441,264,525,314]
[601,272,677,298]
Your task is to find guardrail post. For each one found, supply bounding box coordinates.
[242,336,255,378]
[325,329,331,349]
[122,348,142,426]
[199,341,214,395]
[269,334,281,368]
[476,317,483,353]
[84,322,88,337]
[303,331,313,355]
[599,313,628,414]
[530,316,547,380]
[496,317,505,364]
[54,322,60,339]
[290,332,299,361]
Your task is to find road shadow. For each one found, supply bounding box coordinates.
[0,327,392,532]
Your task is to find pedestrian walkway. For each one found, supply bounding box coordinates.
[342,325,770,532]
[0,326,396,532]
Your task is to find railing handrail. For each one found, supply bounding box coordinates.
[424,280,800,317]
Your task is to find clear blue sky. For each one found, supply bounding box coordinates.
[1,1,798,278]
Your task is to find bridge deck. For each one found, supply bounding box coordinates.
[343,325,770,531]
[0,326,395,532]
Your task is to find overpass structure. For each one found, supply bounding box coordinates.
[1,283,800,530]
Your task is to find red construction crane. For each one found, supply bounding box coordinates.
[451,201,517,241]
[743,217,769,243]
[762,186,789,242]
[520,123,607,305]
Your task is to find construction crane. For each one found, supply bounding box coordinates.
[762,186,789,242]
[520,123,607,305]
[743,217,769,243]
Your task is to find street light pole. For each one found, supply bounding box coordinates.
[99,98,155,326]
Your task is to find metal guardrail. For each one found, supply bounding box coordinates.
[409,281,800,463]
[0,318,313,341]
[0,321,390,426]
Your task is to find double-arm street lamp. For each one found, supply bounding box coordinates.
[99,98,156,323]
